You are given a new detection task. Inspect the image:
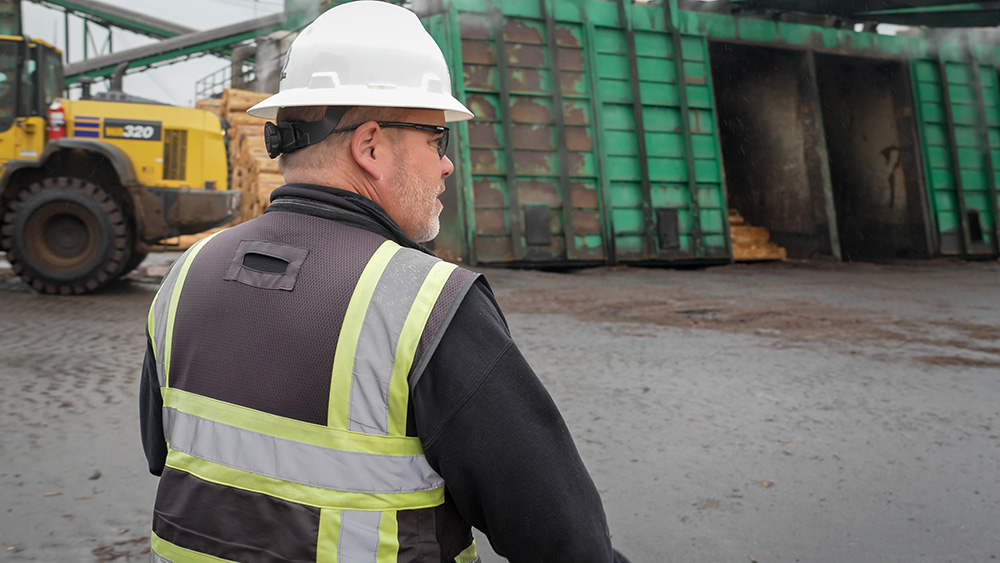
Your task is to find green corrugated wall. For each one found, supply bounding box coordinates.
[422,0,1000,264]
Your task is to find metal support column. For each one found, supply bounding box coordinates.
[968,57,1000,255]
[584,20,617,264]
[617,0,656,258]
[664,1,703,257]
[540,0,577,260]
[802,49,842,261]
[492,9,526,261]
[937,57,973,254]
[445,8,477,266]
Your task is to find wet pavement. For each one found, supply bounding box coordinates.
[1,252,999,562]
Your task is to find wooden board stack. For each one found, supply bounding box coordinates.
[728,209,787,262]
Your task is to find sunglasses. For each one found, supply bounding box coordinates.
[333,121,450,158]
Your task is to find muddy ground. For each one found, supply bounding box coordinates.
[1,253,998,562]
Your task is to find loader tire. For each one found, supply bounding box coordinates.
[1,177,133,295]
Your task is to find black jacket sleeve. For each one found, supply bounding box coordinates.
[412,280,627,562]
[139,330,167,476]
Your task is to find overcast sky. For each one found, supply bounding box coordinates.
[22,0,285,106]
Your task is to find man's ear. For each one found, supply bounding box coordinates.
[351,121,386,181]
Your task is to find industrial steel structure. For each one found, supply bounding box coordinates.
[18,0,1000,266]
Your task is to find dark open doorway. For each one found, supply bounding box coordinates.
[709,42,836,259]
[814,53,930,260]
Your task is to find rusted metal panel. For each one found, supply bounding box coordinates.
[467,121,502,148]
[511,124,555,150]
[461,40,497,65]
[465,93,500,120]
[475,235,514,262]
[473,178,507,207]
[509,97,552,122]
[475,208,509,235]
[569,180,600,208]
[506,67,549,93]
[572,209,602,234]
[445,0,729,266]
[513,150,557,176]
[470,148,504,175]
[503,19,545,44]
[565,126,594,151]
[517,180,560,206]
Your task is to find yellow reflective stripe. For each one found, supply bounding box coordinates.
[163,231,222,387]
[147,295,156,349]
[377,511,400,562]
[166,449,445,511]
[317,508,341,563]
[162,387,425,456]
[387,261,458,436]
[329,240,400,429]
[151,530,237,563]
[455,538,479,563]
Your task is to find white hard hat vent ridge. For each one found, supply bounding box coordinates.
[248,1,473,122]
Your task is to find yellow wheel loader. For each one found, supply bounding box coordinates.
[0,36,238,294]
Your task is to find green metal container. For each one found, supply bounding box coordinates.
[911,54,1000,255]
[417,0,1000,264]
[425,0,729,266]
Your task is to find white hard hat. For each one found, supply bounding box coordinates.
[248,0,473,122]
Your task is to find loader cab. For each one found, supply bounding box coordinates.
[0,36,62,164]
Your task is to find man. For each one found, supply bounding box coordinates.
[140,2,629,561]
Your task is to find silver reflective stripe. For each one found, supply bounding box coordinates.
[150,550,170,563]
[151,251,191,388]
[337,510,381,562]
[164,407,444,493]
[150,232,220,388]
[348,247,437,435]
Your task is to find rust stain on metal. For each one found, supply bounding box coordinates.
[557,48,584,71]
[517,180,560,206]
[459,15,492,39]
[473,179,506,207]
[562,104,588,126]
[465,94,498,121]
[510,98,552,123]
[507,68,545,93]
[560,71,586,95]
[572,210,602,234]
[514,151,554,176]
[475,235,514,262]
[570,182,599,208]
[468,122,500,148]
[462,40,496,65]
[503,19,544,44]
[470,148,503,175]
[507,43,546,67]
[555,27,581,48]
[512,124,554,151]
[475,208,509,235]
[464,64,496,91]
[567,152,588,176]
[565,126,593,152]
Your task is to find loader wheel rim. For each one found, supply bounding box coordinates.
[23,200,102,274]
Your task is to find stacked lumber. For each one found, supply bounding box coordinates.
[728,209,787,262]
[155,90,284,251]
[217,89,284,221]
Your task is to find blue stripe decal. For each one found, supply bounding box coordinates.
[75,115,100,121]
[73,130,100,138]
[74,122,100,128]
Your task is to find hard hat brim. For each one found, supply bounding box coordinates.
[247,87,474,123]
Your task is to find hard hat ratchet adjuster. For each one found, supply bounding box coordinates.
[264,105,352,159]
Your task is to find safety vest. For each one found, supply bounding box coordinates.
[145,209,480,562]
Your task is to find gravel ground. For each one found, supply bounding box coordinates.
[1,253,998,562]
